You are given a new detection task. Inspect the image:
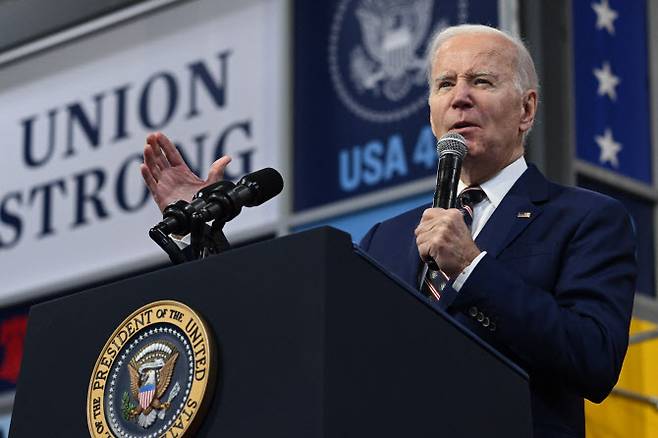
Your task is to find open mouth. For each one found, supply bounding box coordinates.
[451,121,479,130]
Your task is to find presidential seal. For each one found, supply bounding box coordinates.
[87,300,216,438]
[329,0,449,122]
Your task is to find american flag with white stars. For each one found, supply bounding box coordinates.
[573,0,653,184]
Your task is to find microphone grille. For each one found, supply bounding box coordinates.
[436,132,468,159]
[240,167,284,206]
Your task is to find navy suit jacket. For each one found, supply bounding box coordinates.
[360,164,636,438]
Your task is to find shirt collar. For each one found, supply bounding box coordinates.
[458,156,528,208]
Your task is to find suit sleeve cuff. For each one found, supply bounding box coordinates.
[452,251,487,292]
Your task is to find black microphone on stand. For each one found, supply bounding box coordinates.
[426,132,469,270]
[194,167,284,223]
[149,167,284,263]
[150,168,284,237]
[189,167,283,259]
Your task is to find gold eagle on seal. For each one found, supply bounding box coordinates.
[127,341,180,428]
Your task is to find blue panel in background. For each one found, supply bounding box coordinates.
[572,0,652,184]
[293,0,499,212]
[294,192,432,244]
[0,415,9,438]
[578,175,655,297]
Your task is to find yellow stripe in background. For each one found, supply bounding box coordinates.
[586,318,658,438]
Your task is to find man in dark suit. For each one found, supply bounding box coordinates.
[140,23,636,438]
[360,25,636,437]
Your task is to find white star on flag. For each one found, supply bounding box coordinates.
[592,0,618,35]
[593,61,620,100]
[595,128,622,168]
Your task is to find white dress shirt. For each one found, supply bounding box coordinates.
[451,156,528,291]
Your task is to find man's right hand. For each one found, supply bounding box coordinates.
[140,132,232,213]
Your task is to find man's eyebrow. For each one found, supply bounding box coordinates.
[434,72,455,82]
[434,70,499,81]
[466,70,499,79]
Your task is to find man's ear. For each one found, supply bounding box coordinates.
[519,89,538,133]
[429,102,438,138]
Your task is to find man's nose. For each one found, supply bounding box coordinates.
[450,80,474,110]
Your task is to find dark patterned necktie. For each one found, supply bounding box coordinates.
[420,186,486,300]
[456,186,487,229]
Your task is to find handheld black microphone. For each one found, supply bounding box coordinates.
[433,132,468,209]
[425,132,468,271]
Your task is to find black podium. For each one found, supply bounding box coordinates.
[11,227,532,437]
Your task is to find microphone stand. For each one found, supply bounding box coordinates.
[189,212,230,260]
[149,200,197,265]
[149,167,284,263]
[190,211,205,260]
[149,226,187,264]
[149,183,233,264]
[191,181,233,260]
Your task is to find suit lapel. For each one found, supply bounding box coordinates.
[475,165,549,257]
[409,204,430,287]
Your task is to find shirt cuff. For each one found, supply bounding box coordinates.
[452,251,487,292]
[171,234,191,250]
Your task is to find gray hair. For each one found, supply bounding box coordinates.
[426,24,539,95]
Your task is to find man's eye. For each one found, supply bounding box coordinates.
[437,81,453,90]
[474,78,492,86]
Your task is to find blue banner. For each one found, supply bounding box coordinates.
[293,0,499,212]
[573,0,652,184]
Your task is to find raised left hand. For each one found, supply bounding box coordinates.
[140,132,231,212]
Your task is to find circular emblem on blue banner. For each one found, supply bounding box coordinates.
[328,0,449,123]
[87,300,216,437]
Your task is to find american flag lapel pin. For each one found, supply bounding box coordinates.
[517,211,532,218]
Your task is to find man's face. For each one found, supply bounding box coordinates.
[428,33,535,181]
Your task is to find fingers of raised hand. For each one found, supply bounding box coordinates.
[155,132,185,167]
[140,163,167,211]
[143,143,163,181]
[145,133,184,180]
[140,163,156,189]
[149,138,171,170]
[207,156,232,183]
